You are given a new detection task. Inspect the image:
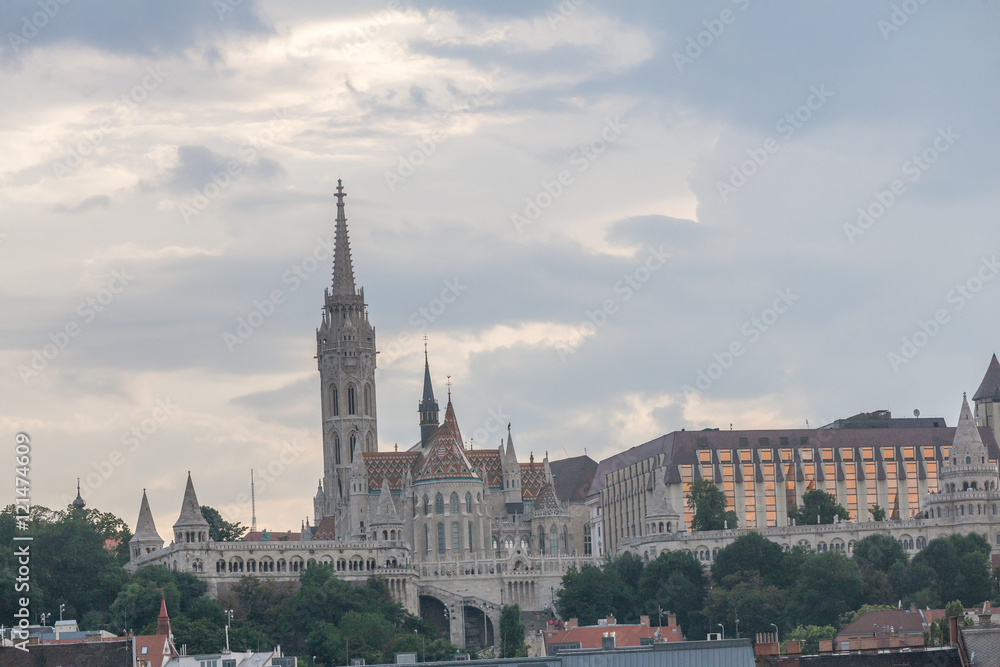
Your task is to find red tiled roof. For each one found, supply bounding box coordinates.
[468,450,503,488]
[134,635,175,667]
[364,451,419,491]
[521,461,546,501]
[313,516,336,540]
[837,610,926,639]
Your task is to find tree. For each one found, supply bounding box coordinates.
[637,550,709,639]
[789,551,863,628]
[687,479,737,531]
[712,532,787,589]
[789,490,850,525]
[852,534,907,573]
[703,574,785,642]
[556,564,622,626]
[200,506,248,542]
[499,604,526,658]
[869,505,887,522]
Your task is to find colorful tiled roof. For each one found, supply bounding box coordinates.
[521,460,546,501]
[363,451,419,491]
[468,450,503,488]
[414,401,479,482]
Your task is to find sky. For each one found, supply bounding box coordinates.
[2,0,999,537]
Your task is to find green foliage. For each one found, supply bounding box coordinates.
[703,574,784,641]
[499,604,526,658]
[945,599,965,618]
[852,534,907,573]
[911,534,991,606]
[789,490,850,525]
[789,551,864,628]
[711,532,787,588]
[788,624,836,653]
[200,506,248,542]
[838,604,895,628]
[686,479,737,531]
[556,564,622,626]
[869,505,887,521]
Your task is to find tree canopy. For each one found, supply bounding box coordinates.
[686,479,738,531]
[200,505,248,542]
[789,490,850,525]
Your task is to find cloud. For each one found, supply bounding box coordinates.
[53,194,111,214]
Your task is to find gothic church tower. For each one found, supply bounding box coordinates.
[314,181,378,527]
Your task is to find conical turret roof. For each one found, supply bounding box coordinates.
[130,489,163,545]
[173,472,209,531]
[331,180,356,296]
[974,354,1000,402]
[373,479,402,525]
[949,394,987,466]
[415,400,478,481]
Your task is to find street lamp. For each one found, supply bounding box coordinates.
[735,618,740,639]
[224,609,234,653]
[770,623,779,643]
[718,623,725,640]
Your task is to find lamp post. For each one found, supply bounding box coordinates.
[770,623,779,643]
[735,618,740,639]
[224,609,233,653]
[718,623,725,640]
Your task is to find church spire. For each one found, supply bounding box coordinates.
[419,340,440,447]
[331,180,356,296]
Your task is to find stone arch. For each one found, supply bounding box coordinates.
[419,595,450,639]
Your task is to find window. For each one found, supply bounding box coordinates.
[366,431,374,451]
[435,493,444,514]
[466,492,473,513]
[364,384,371,416]
[452,522,460,552]
[437,523,446,553]
[335,434,341,465]
[551,532,558,555]
[348,386,356,415]
[450,492,460,514]
[584,525,592,555]
[468,522,474,550]
[539,528,545,554]
[350,433,356,462]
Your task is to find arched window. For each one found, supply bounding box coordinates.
[550,526,559,555]
[539,527,546,555]
[584,525,592,555]
[364,385,372,416]
[468,522,474,550]
[424,524,429,551]
[450,492,460,514]
[452,522,460,552]
[334,434,341,465]
[350,433,357,462]
[435,493,444,514]
[967,456,971,464]
[330,386,341,417]
[423,495,430,515]
[348,386,356,415]
[437,523,446,553]
[466,492,473,513]
[366,431,374,451]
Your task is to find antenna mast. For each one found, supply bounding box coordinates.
[250,469,257,533]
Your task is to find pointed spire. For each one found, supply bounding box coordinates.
[132,489,163,542]
[72,477,86,511]
[173,472,209,532]
[419,344,440,447]
[974,353,1000,401]
[156,594,172,637]
[331,179,356,296]
[950,393,987,466]
[422,339,435,402]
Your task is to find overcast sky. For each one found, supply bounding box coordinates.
[2,1,999,536]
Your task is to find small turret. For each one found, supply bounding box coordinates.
[72,478,86,512]
[129,489,164,560]
[501,425,524,514]
[172,472,210,545]
[418,344,440,447]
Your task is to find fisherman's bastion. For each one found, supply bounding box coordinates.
[124,183,1000,648]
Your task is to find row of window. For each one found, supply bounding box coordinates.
[329,384,374,417]
[421,491,481,516]
[332,431,375,465]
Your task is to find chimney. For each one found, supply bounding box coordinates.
[567,618,578,630]
[668,613,677,627]
[640,615,650,627]
[606,614,617,626]
[601,633,615,650]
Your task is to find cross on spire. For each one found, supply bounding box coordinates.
[331,180,356,296]
[447,375,452,401]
